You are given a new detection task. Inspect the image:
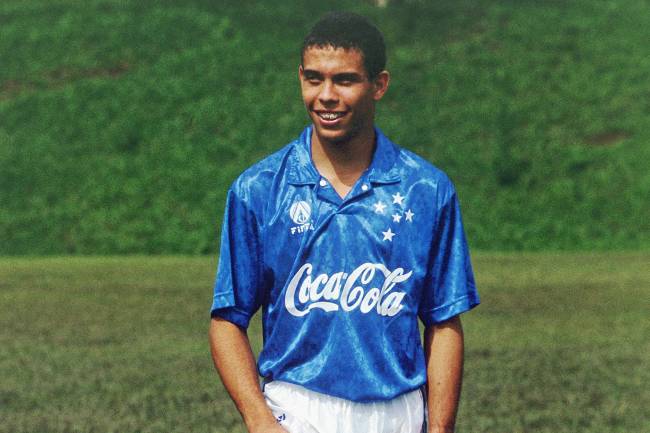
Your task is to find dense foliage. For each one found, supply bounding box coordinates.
[1,0,649,254]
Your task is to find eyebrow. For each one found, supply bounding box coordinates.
[333,72,363,82]
[302,69,365,81]
[302,69,322,78]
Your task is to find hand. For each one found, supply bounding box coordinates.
[428,427,455,433]
[248,420,290,433]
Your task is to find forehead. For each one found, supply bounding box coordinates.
[302,46,366,75]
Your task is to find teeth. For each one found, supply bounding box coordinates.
[319,112,344,120]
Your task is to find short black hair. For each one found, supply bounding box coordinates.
[301,11,386,79]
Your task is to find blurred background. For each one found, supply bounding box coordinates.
[2,0,649,254]
[1,0,648,432]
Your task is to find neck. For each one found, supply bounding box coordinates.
[311,127,376,187]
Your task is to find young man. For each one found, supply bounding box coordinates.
[209,12,479,433]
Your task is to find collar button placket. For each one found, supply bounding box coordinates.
[342,179,374,205]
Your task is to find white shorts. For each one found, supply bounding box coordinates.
[263,381,425,433]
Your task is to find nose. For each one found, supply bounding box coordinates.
[318,80,338,104]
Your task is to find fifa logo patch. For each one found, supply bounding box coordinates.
[290,201,311,224]
[289,200,315,235]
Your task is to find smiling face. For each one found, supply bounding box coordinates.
[299,46,389,147]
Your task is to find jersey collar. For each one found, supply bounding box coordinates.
[287,125,401,186]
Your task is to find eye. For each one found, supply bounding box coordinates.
[333,74,360,86]
[302,72,322,85]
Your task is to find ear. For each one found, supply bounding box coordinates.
[372,70,390,101]
[298,64,304,81]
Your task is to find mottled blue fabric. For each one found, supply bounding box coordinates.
[211,126,479,402]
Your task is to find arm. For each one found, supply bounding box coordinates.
[424,315,464,433]
[209,317,287,433]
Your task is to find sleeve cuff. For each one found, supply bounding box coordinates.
[210,307,252,329]
[419,293,480,326]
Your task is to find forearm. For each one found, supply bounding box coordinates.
[424,316,464,433]
[208,317,278,432]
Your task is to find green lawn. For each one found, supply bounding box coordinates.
[1,254,648,432]
[2,0,650,253]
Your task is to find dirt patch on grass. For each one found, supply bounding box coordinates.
[0,62,130,100]
[584,130,631,146]
[0,80,36,100]
[47,61,130,82]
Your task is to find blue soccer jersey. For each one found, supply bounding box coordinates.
[211,126,479,402]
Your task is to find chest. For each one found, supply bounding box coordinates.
[261,182,432,277]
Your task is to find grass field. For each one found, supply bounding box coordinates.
[2,0,650,253]
[1,254,648,432]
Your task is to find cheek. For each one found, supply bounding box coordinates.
[300,88,317,107]
[347,94,373,113]
[342,88,372,108]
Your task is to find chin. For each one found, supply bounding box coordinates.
[312,122,357,145]
[314,127,351,145]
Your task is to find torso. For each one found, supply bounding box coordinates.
[212,126,479,401]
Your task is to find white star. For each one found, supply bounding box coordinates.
[404,209,415,222]
[382,228,395,241]
[392,213,402,223]
[373,201,387,214]
[392,192,405,206]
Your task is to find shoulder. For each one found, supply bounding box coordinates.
[397,147,453,185]
[228,139,296,203]
[392,142,457,205]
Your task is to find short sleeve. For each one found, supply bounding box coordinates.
[418,181,480,326]
[210,187,264,328]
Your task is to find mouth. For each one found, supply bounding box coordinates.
[315,111,347,124]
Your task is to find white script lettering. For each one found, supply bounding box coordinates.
[284,263,412,317]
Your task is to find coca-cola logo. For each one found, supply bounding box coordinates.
[284,263,412,317]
